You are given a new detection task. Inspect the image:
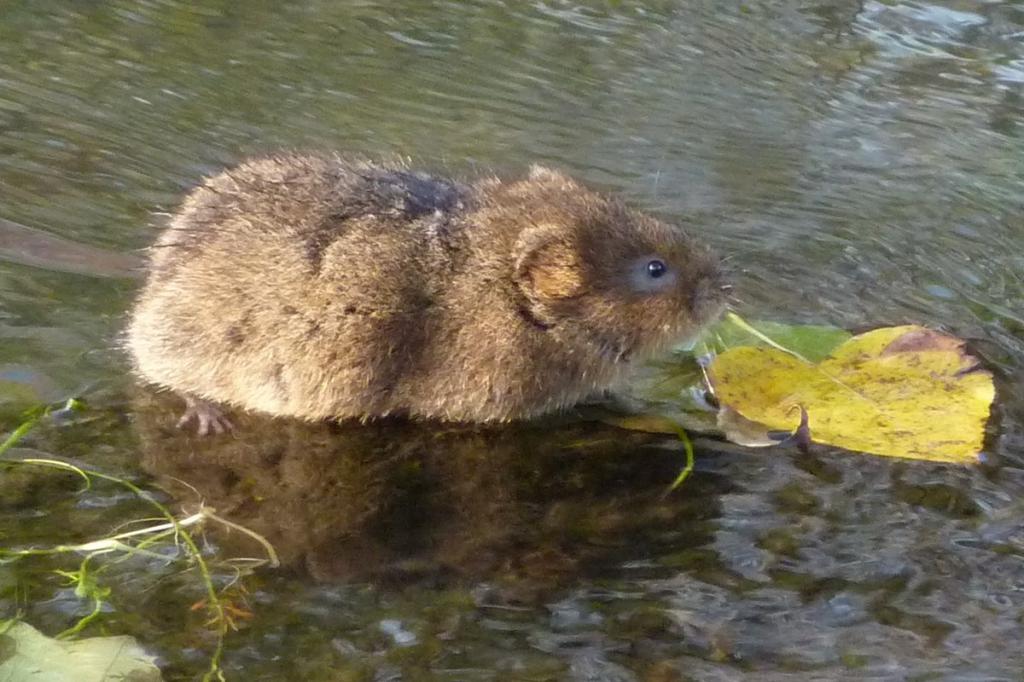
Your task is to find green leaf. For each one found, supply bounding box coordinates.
[0,621,162,682]
[697,315,852,362]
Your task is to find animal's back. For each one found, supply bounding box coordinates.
[128,155,476,419]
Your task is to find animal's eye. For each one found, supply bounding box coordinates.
[646,260,667,279]
[629,256,676,293]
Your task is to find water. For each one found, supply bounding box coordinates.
[1,1,1022,679]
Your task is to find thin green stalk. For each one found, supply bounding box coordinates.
[0,398,85,457]
[55,556,110,640]
[725,311,812,363]
[0,416,42,456]
[666,425,695,493]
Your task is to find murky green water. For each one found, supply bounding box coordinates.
[1,1,1023,680]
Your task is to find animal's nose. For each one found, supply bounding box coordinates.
[689,265,731,318]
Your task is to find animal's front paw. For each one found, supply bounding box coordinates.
[176,395,234,436]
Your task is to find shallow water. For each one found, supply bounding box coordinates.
[1,1,1023,680]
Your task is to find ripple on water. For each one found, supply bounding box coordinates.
[0,1,1022,680]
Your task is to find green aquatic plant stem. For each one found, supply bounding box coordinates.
[55,557,110,640]
[176,521,227,682]
[54,461,226,680]
[666,425,695,493]
[0,398,87,458]
[0,414,42,457]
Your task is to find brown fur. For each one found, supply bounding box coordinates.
[126,154,726,423]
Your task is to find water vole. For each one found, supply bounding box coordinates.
[127,154,726,431]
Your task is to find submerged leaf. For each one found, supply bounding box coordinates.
[709,325,995,463]
[0,621,162,681]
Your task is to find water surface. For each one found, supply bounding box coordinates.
[1,1,1023,680]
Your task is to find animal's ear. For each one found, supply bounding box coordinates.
[514,224,584,301]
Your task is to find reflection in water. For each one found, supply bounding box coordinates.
[134,389,728,591]
[124,387,1024,680]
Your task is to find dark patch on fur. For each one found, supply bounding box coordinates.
[224,310,254,347]
[304,230,336,274]
[342,304,373,316]
[300,168,468,276]
[225,325,246,346]
[516,303,554,332]
[282,305,298,315]
[383,171,463,217]
[355,169,465,219]
[270,363,288,399]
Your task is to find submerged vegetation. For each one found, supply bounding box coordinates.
[0,399,278,681]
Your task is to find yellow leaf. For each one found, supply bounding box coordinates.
[708,325,995,463]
